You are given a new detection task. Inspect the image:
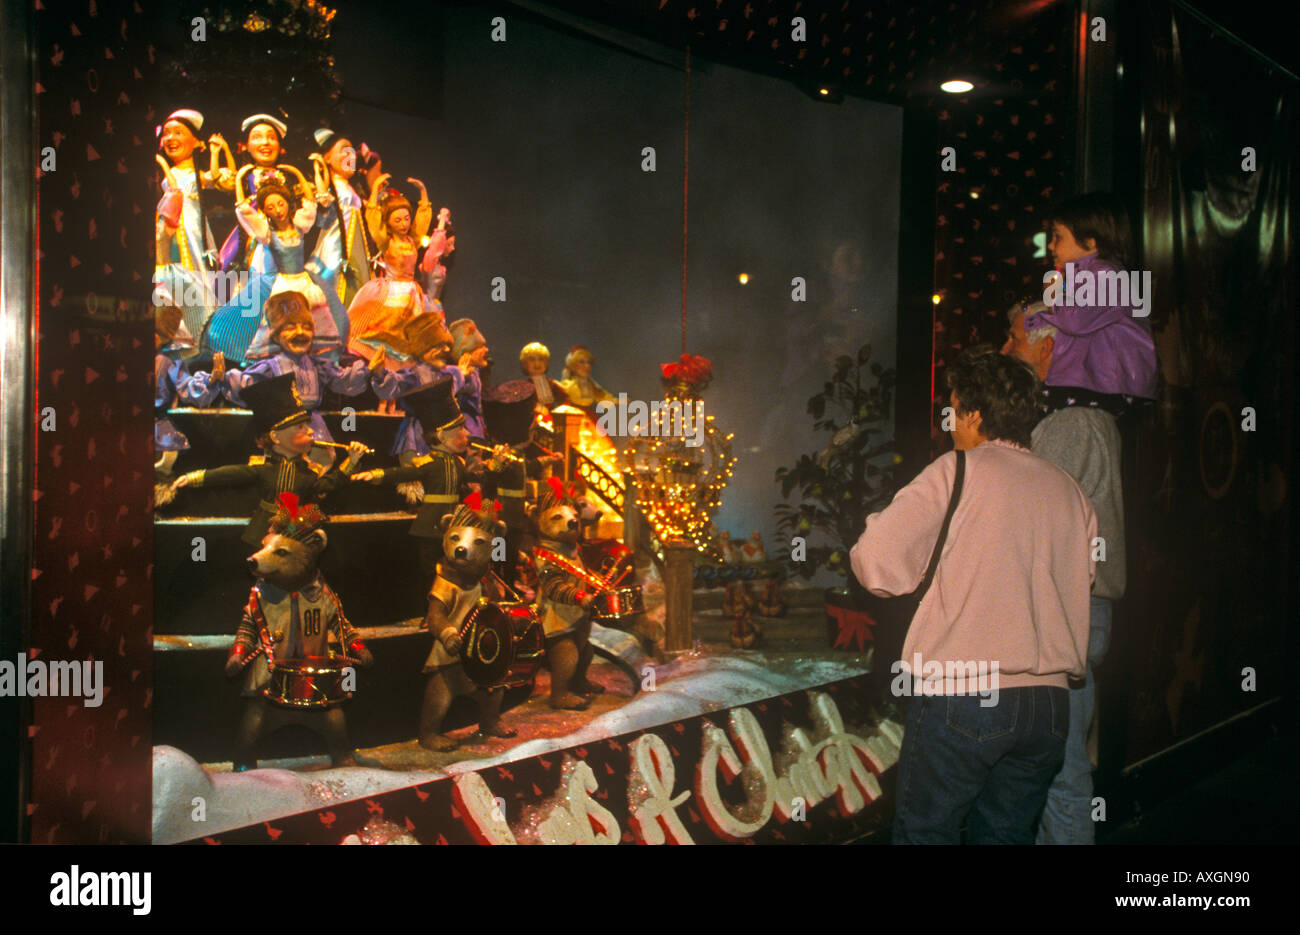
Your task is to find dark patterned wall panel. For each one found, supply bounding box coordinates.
[31,0,155,844]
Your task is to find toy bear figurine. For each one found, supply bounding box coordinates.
[530,477,604,710]
[723,580,762,649]
[225,494,374,771]
[417,494,517,752]
[756,574,788,618]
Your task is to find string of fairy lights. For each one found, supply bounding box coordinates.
[621,395,736,559]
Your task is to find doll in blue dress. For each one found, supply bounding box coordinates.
[204,177,348,363]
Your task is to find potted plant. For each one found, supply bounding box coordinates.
[774,343,902,652]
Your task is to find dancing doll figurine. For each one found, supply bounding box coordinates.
[153,108,234,339]
[219,113,300,275]
[162,373,368,546]
[417,206,455,315]
[307,127,373,309]
[558,345,614,417]
[205,177,348,363]
[346,177,437,362]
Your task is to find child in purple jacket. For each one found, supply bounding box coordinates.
[1025,193,1157,408]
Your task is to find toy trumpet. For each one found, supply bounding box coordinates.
[472,442,524,465]
[312,440,374,454]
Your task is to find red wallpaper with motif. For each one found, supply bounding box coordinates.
[30,0,155,844]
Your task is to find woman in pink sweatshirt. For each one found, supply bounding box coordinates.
[851,348,1096,844]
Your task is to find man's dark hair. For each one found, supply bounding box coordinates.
[1045,191,1133,266]
[945,346,1041,447]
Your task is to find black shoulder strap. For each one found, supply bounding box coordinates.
[914,450,966,605]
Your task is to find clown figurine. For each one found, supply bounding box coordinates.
[153,108,235,339]
[163,373,368,546]
[198,291,384,468]
[307,127,372,309]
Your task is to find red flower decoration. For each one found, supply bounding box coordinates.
[660,353,713,388]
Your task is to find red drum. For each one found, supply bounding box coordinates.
[593,585,644,621]
[580,539,633,581]
[459,600,545,689]
[263,656,352,708]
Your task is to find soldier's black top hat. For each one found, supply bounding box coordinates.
[483,379,538,446]
[241,373,309,436]
[405,377,465,436]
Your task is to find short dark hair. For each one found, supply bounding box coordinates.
[945,346,1041,447]
[1045,192,1132,266]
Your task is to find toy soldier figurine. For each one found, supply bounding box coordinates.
[163,373,368,545]
[481,380,564,589]
[352,377,482,576]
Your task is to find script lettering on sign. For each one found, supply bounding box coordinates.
[628,732,694,844]
[529,757,621,845]
[695,706,776,841]
[770,692,892,820]
[452,772,517,845]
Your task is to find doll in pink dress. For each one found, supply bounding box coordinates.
[346,176,441,365]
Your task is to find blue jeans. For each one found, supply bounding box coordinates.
[892,686,1069,844]
[1036,597,1113,844]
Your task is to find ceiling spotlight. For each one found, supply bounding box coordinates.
[803,81,843,103]
[941,79,974,94]
[970,190,980,199]
[932,293,943,305]
[738,273,750,285]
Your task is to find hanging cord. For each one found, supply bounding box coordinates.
[681,44,690,357]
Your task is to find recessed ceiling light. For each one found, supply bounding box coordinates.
[941,79,974,93]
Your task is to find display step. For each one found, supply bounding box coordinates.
[163,406,405,477]
[155,514,429,634]
[153,621,648,764]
